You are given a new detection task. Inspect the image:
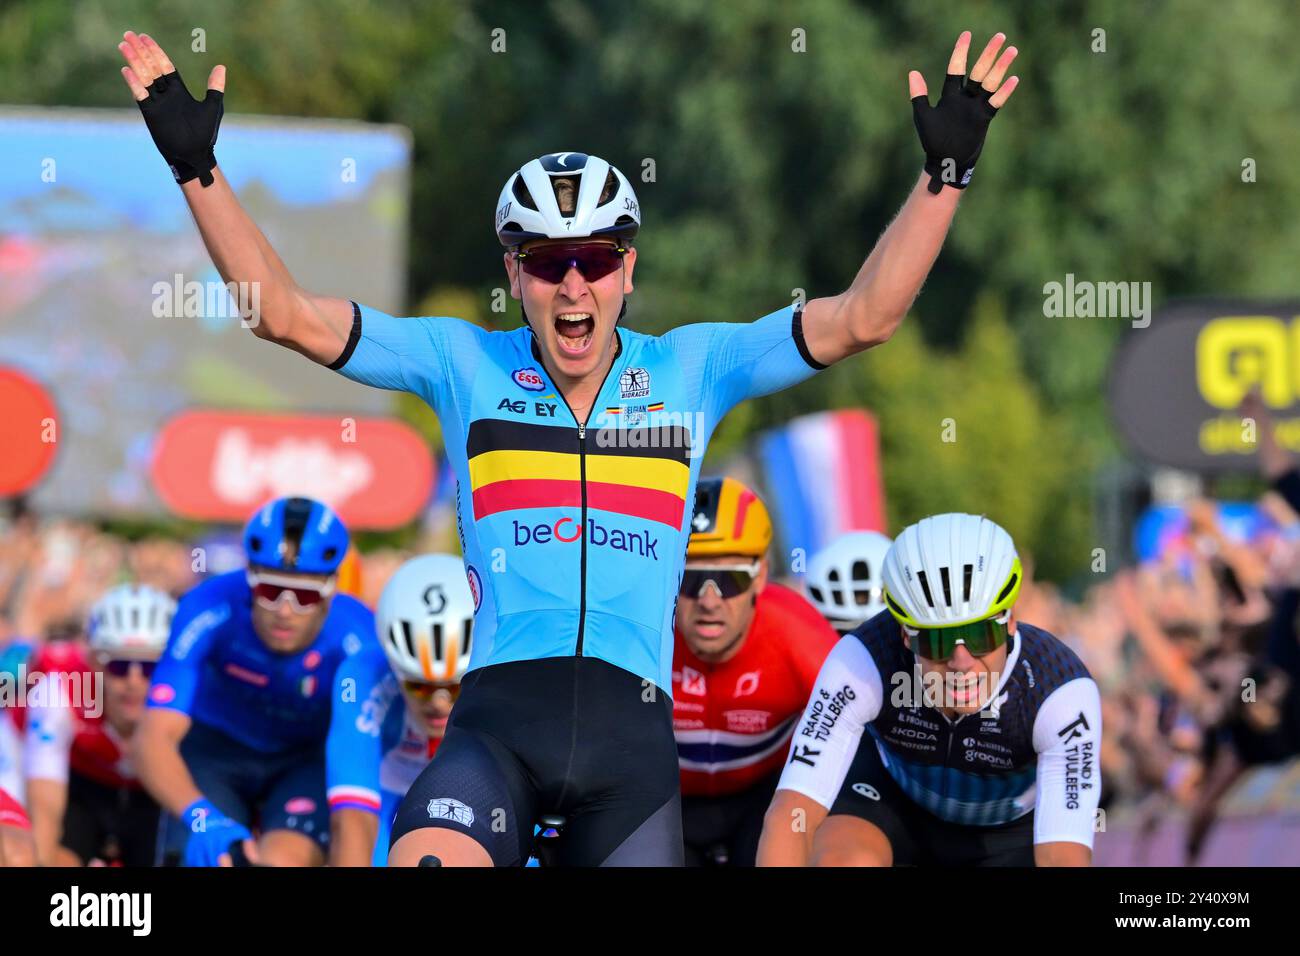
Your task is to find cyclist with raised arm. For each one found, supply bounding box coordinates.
[804,531,895,635]
[118,28,1020,866]
[327,555,473,866]
[758,514,1102,867]
[24,584,174,866]
[135,497,376,866]
[673,478,838,865]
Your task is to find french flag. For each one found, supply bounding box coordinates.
[759,408,886,568]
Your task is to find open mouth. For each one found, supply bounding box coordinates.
[694,620,728,639]
[947,673,981,705]
[554,312,595,355]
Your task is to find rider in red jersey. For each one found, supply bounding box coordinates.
[672,478,838,865]
[24,585,174,865]
[0,786,34,867]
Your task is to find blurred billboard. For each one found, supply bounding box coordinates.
[0,107,413,519]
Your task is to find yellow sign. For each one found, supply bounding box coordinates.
[1196,316,1300,409]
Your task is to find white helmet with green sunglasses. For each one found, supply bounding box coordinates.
[881,513,1023,662]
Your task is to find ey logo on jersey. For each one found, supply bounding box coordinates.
[465,417,693,530]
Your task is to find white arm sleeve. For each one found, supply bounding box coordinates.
[1031,677,1103,848]
[23,692,74,785]
[775,636,883,810]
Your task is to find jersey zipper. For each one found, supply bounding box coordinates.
[543,333,622,658]
[575,421,588,655]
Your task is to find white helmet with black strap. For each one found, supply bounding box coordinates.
[494,152,640,249]
[375,554,476,685]
[805,531,894,633]
[881,513,1023,629]
[87,583,176,660]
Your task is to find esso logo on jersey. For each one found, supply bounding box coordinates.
[303,651,322,671]
[284,797,317,815]
[512,367,546,392]
[149,684,176,705]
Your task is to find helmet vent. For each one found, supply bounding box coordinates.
[939,567,952,607]
[394,621,416,659]
[916,570,936,608]
[852,560,870,583]
[597,169,618,206]
[826,568,844,606]
[430,622,444,660]
[996,572,1019,605]
[886,593,908,618]
[808,584,825,604]
[462,618,473,655]
[963,564,974,603]
[512,176,537,211]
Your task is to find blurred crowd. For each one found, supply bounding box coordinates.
[3,480,1300,865]
[1016,489,1300,862]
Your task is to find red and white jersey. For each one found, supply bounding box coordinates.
[0,713,23,806]
[672,583,838,797]
[0,786,29,830]
[24,684,139,790]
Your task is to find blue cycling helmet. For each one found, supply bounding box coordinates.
[242,497,350,575]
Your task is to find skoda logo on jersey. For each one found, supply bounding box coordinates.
[466,565,483,613]
[427,797,475,828]
[512,367,546,392]
[852,783,881,801]
[619,367,651,399]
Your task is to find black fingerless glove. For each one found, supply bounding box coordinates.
[136,69,224,187]
[912,74,998,194]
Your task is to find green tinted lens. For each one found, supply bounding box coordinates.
[912,617,1009,661]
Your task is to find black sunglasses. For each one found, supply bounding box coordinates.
[103,659,158,679]
[679,564,760,599]
[516,243,626,284]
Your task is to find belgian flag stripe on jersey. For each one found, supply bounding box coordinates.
[466,418,692,464]
[466,419,691,527]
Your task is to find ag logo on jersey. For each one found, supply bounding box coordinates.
[512,367,546,392]
[852,783,881,801]
[619,367,651,399]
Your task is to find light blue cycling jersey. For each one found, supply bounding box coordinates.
[331,302,824,692]
[326,643,429,866]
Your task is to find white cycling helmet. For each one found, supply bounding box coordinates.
[87,584,176,660]
[881,513,1023,629]
[375,554,476,684]
[494,152,640,248]
[805,531,894,631]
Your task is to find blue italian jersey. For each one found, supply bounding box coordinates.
[332,302,824,692]
[148,571,378,754]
